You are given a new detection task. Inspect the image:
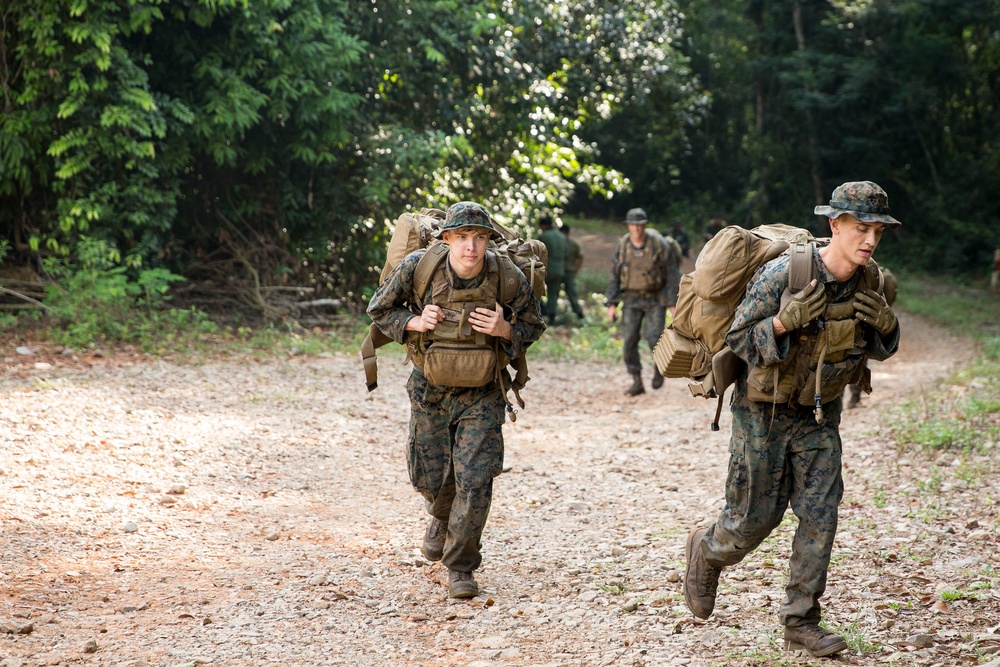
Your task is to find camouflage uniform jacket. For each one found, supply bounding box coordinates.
[604,233,680,309]
[539,227,568,278]
[726,246,899,384]
[367,248,545,365]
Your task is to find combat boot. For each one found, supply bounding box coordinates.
[421,517,447,562]
[783,624,848,658]
[683,526,722,619]
[624,374,645,396]
[448,569,479,598]
[651,367,664,390]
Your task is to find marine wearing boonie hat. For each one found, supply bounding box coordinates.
[625,208,649,224]
[814,181,902,228]
[434,201,502,240]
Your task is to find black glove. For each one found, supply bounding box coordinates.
[776,280,826,332]
[854,288,897,336]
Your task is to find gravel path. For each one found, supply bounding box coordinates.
[2,311,998,667]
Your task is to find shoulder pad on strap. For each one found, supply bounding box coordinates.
[787,242,816,292]
[413,243,449,301]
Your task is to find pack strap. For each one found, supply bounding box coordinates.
[787,242,816,292]
[361,322,395,392]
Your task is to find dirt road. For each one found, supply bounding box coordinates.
[2,304,997,666]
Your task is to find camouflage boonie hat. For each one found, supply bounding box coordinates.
[624,208,649,224]
[814,181,901,228]
[434,201,502,240]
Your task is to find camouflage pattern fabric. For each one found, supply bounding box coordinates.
[621,294,667,376]
[406,368,504,571]
[561,236,585,317]
[727,248,899,368]
[701,379,844,626]
[436,201,502,238]
[367,245,544,573]
[695,246,899,627]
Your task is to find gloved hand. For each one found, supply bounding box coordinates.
[776,279,826,332]
[854,288,897,336]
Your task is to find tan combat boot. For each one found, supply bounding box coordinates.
[783,624,848,657]
[683,526,722,619]
[448,570,479,598]
[421,517,447,562]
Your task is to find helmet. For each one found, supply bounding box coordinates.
[434,201,502,239]
[625,208,649,224]
[814,181,901,228]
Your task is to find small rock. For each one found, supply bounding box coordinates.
[622,599,640,612]
[907,634,934,648]
[82,639,98,653]
[968,530,991,541]
[15,346,33,355]
[578,590,599,603]
[666,570,681,583]
[34,362,52,370]
[123,522,138,533]
[264,531,280,541]
[167,484,187,495]
[307,574,327,586]
[966,519,980,530]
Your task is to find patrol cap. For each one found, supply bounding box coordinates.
[814,181,902,228]
[624,208,649,224]
[434,201,502,240]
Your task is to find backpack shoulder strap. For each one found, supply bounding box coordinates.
[496,251,521,305]
[787,242,817,292]
[413,243,449,304]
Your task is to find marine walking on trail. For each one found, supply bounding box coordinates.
[683,181,902,658]
[605,207,681,396]
[367,201,545,599]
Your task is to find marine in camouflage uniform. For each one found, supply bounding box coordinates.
[683,181,902,658]
[367,202,545,598]
[605,207,680,396]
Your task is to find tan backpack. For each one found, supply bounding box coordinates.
[361,209,546,418]
[653,223,886,429]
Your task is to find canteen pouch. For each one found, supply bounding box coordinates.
[795,355,865,407]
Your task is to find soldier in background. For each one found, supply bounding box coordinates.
[560,223,586,320]
[538,215,567,325]
[669,219,690,258]
[605,208,680,396]
[704,212,727,241]
[992,248,1000,293]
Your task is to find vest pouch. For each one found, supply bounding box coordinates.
[810,318,856,365]
[746,363,793,404]
[423,342,497,388]
[795,355,865,407]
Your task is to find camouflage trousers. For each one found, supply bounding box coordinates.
[700,379,845,627]
[621,294,666,376]
[406,368,505,572]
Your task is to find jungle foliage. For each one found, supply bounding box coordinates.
[1,0,999,334]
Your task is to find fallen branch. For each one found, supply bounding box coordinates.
[0,286,53,312]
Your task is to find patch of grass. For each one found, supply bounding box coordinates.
[835,616,881,654]
[889,273,1000,456]
[597,581,628,595]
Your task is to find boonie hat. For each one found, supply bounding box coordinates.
[434,201,502,240]
[814,181,902,228]
[625,208,649,224]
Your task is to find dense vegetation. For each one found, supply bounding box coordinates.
[2,0,999,333]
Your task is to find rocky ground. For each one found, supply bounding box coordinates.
[1,302,998,667]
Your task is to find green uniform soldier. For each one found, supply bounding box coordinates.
[538,215,568,325]
[605,207,680,396]
[367,202,545,598]
[560,223,586,319]
[683,181,901,657]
